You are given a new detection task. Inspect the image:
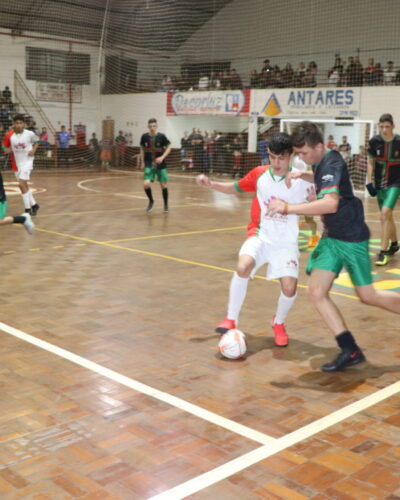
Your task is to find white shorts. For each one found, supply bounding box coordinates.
[239,236,300,280]
[15,168,32,181]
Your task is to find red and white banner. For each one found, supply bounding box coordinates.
[167,89,250,116]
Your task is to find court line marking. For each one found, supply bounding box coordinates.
[149,380,400,500]
[77,177,147,199]
[0,321,275,446]
[35,226,358,300]
[103,225,247,243]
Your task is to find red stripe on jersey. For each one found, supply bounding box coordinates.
[2,130,17,171]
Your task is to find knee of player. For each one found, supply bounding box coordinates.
[380,208,391,222]
[307,284,326,302]
[236,264,252,278]
[356,287,377,306]
[281,282,297,297]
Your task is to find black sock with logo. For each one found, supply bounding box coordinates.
[335,331,358,352]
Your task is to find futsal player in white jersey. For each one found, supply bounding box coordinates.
[2,114,40,215]
[197,133,314,346]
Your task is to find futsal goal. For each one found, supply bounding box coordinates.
[280,118,375,193]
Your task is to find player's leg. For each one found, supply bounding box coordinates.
[267,246,299,347]
[159,169,169,212]
[0,201,34,234]
[17,173,32,214]
[306,238,365,371]
[216,237,260,334]
[143,168,155,212]
[375,188,399,264]
[384,188,399,256]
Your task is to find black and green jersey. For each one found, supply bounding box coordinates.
[313,150,369,242]
[140,132,170,169]
[368,134,400,189]
[0,172,5,203]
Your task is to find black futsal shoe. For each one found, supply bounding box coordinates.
[146,201,154,213]
[31,204,40,216]
[321,348,365,372]
[387,242,399,255]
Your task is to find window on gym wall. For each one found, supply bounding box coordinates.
[26,47,91,85]
[102,54,138,94]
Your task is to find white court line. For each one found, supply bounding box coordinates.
[149,380,400,500]
[77,177,146,199]
[0,322,275,446]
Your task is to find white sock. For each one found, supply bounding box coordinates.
[29,190,36,207]
[275,292,297,324]
[22,192,31,209]
[227,273,249,322]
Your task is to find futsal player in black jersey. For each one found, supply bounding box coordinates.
[268,121,400,372]
[367,113,400,265]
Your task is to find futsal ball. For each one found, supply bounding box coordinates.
[218,329,246,359]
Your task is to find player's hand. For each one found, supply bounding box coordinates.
[3,147,11,154]
[268,198,285,216]
[196,174,211,187]
[366,183,377,197]
[285,170,302,188]
[155,157,163,165]
[306,185,316,202]
[28,151,35,157]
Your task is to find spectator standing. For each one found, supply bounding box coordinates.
[345,57,357,86]
[57,125,73,167]
[364,58,377,85]
[115,130,127,166]
[281,63,294,87]
[340,136,351,153]
[326,135,337,150]
[88,133,100,165]
[258,134,269,165]
[2,86,12,105]
[384,61,396,85]
[250,70,260,88]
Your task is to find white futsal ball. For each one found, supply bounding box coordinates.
[218,329,246,359]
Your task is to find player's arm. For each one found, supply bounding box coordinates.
[269,192,339,216]
[2,145,11,154]
[366,156,377,196]
[28,141,40,157]
[139,146,145,170]
[196,174,237,194]
[156,145,171,164]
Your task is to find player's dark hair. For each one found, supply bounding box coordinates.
[379,113,394,124]
[291,121,324,147]
[148,118,157,124]
[13,114,25,122]
[268,132,293,155]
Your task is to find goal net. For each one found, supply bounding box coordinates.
[0,1,397,172]
[281,119,375,192]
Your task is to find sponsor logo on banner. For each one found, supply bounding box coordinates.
[254,88,360,117]
[167,90,250,116]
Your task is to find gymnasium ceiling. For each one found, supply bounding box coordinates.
[0,0,233,51]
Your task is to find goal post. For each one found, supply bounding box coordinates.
[280,118,375,194]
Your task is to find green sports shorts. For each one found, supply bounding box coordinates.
[144,167,168,183]
[377,187,400,210]
[0,200,7,219]
[306,237,372,287]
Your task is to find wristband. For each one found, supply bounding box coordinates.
[283,202,289,215]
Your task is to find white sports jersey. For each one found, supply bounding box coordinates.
[235,165,312,246]
[10,129,38,170]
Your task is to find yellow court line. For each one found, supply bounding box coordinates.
[36,226,358,301]
[103,225,247,243]
[35,202,201,218]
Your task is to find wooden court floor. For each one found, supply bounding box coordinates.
[0,167,399,500]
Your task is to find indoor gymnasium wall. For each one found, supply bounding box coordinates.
[0,29,101,136]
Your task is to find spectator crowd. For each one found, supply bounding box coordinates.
[160,55,400,91]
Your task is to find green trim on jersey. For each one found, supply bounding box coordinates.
[316,186,340,199]
[234,181,244,193]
